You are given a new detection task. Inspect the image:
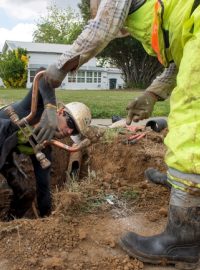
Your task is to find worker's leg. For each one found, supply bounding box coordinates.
[1,154,35,219]
[120,188,200,269]
[120,33,200,268]
[165,38,200,174]
[31,147,52,217]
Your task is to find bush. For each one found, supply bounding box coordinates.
[0,48,28,88]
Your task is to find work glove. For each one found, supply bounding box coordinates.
[126,92,157,124]
[45,63,66,88]
[45,56,80,88]
[84,126,106,143]
[33,104,58,143]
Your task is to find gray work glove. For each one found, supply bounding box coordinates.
[45,57,80,88]
[45,64,66,88]
[126,92,157,124]
[33,104,58,143]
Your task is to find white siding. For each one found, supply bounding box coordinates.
[28,53,60,66]
[1,41,125,90]
[28,53,97,68]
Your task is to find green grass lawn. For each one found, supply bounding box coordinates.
[0,88,169,118]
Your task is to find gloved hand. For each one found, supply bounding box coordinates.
[126,92,157,124]
[33,104,58,143]
[45,63,66,88]
[84,126,106,143]
[45,57,80,88]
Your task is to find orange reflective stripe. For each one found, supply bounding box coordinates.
[151,1,163,64]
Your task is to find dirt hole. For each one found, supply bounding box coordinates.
[0,129,170,270]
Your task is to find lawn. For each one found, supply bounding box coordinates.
[0,88,170,118]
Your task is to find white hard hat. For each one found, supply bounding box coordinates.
[64,102,92,136]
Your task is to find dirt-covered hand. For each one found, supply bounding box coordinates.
[45,63,66,88]
[126,92,157,125]
[33,105,58,143]
[45,57,80,88]
[84,126,106,143]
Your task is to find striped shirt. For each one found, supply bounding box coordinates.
[57,0,132,69]
[57,0,177,99]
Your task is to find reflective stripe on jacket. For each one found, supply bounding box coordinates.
[125,0,196,67]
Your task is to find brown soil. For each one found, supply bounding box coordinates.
[0,129,171,270]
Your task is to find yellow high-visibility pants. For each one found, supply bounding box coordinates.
[165,34,200,174]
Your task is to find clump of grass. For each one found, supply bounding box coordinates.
[78,197,105,213]
[103,128,121,143]
[63,167,106,214]
[121,189,139,201]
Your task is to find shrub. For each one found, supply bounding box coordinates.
[0,48,28,88]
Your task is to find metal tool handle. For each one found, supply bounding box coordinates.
[5,106,51,169]
[35,152,51,169]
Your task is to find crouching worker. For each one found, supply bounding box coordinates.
[0,101,92,221]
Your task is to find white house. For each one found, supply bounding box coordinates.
[2,40,125,90]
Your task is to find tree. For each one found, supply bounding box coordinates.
[78,0,90,23]
[0,48,28,88]
[33,5,83,44]
[78,0,163,88]
[99,37,163,88]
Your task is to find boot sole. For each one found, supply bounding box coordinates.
[119,238,199,270]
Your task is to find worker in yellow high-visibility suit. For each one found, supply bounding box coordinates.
[43,1,200,268]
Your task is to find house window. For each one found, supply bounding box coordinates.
[86,71,93,83]
[94,72,101,83]
[30,70,36,83]
[68,72,76,83]
[77,71,85,83]
[67,71,102,84]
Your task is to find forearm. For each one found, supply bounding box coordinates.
[57,0,132,71]
[145,63,178,101]
[38,77,56,106]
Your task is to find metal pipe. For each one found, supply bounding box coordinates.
[45,138,91,152]
[25,70,45,123]
[5,69,91,161]
[4,70,45,127]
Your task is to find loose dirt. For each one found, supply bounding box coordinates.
[0,128,178,270]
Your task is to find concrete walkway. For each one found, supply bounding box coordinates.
[92,117,168,128]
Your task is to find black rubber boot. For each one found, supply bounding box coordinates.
[120,205,200,269]
[145,168,171,188]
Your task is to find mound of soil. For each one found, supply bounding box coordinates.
[0,129,171,270]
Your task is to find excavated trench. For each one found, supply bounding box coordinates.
[0,129,175,270]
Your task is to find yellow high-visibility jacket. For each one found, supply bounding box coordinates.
[125,0,200,182]
[125,0,196,67]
